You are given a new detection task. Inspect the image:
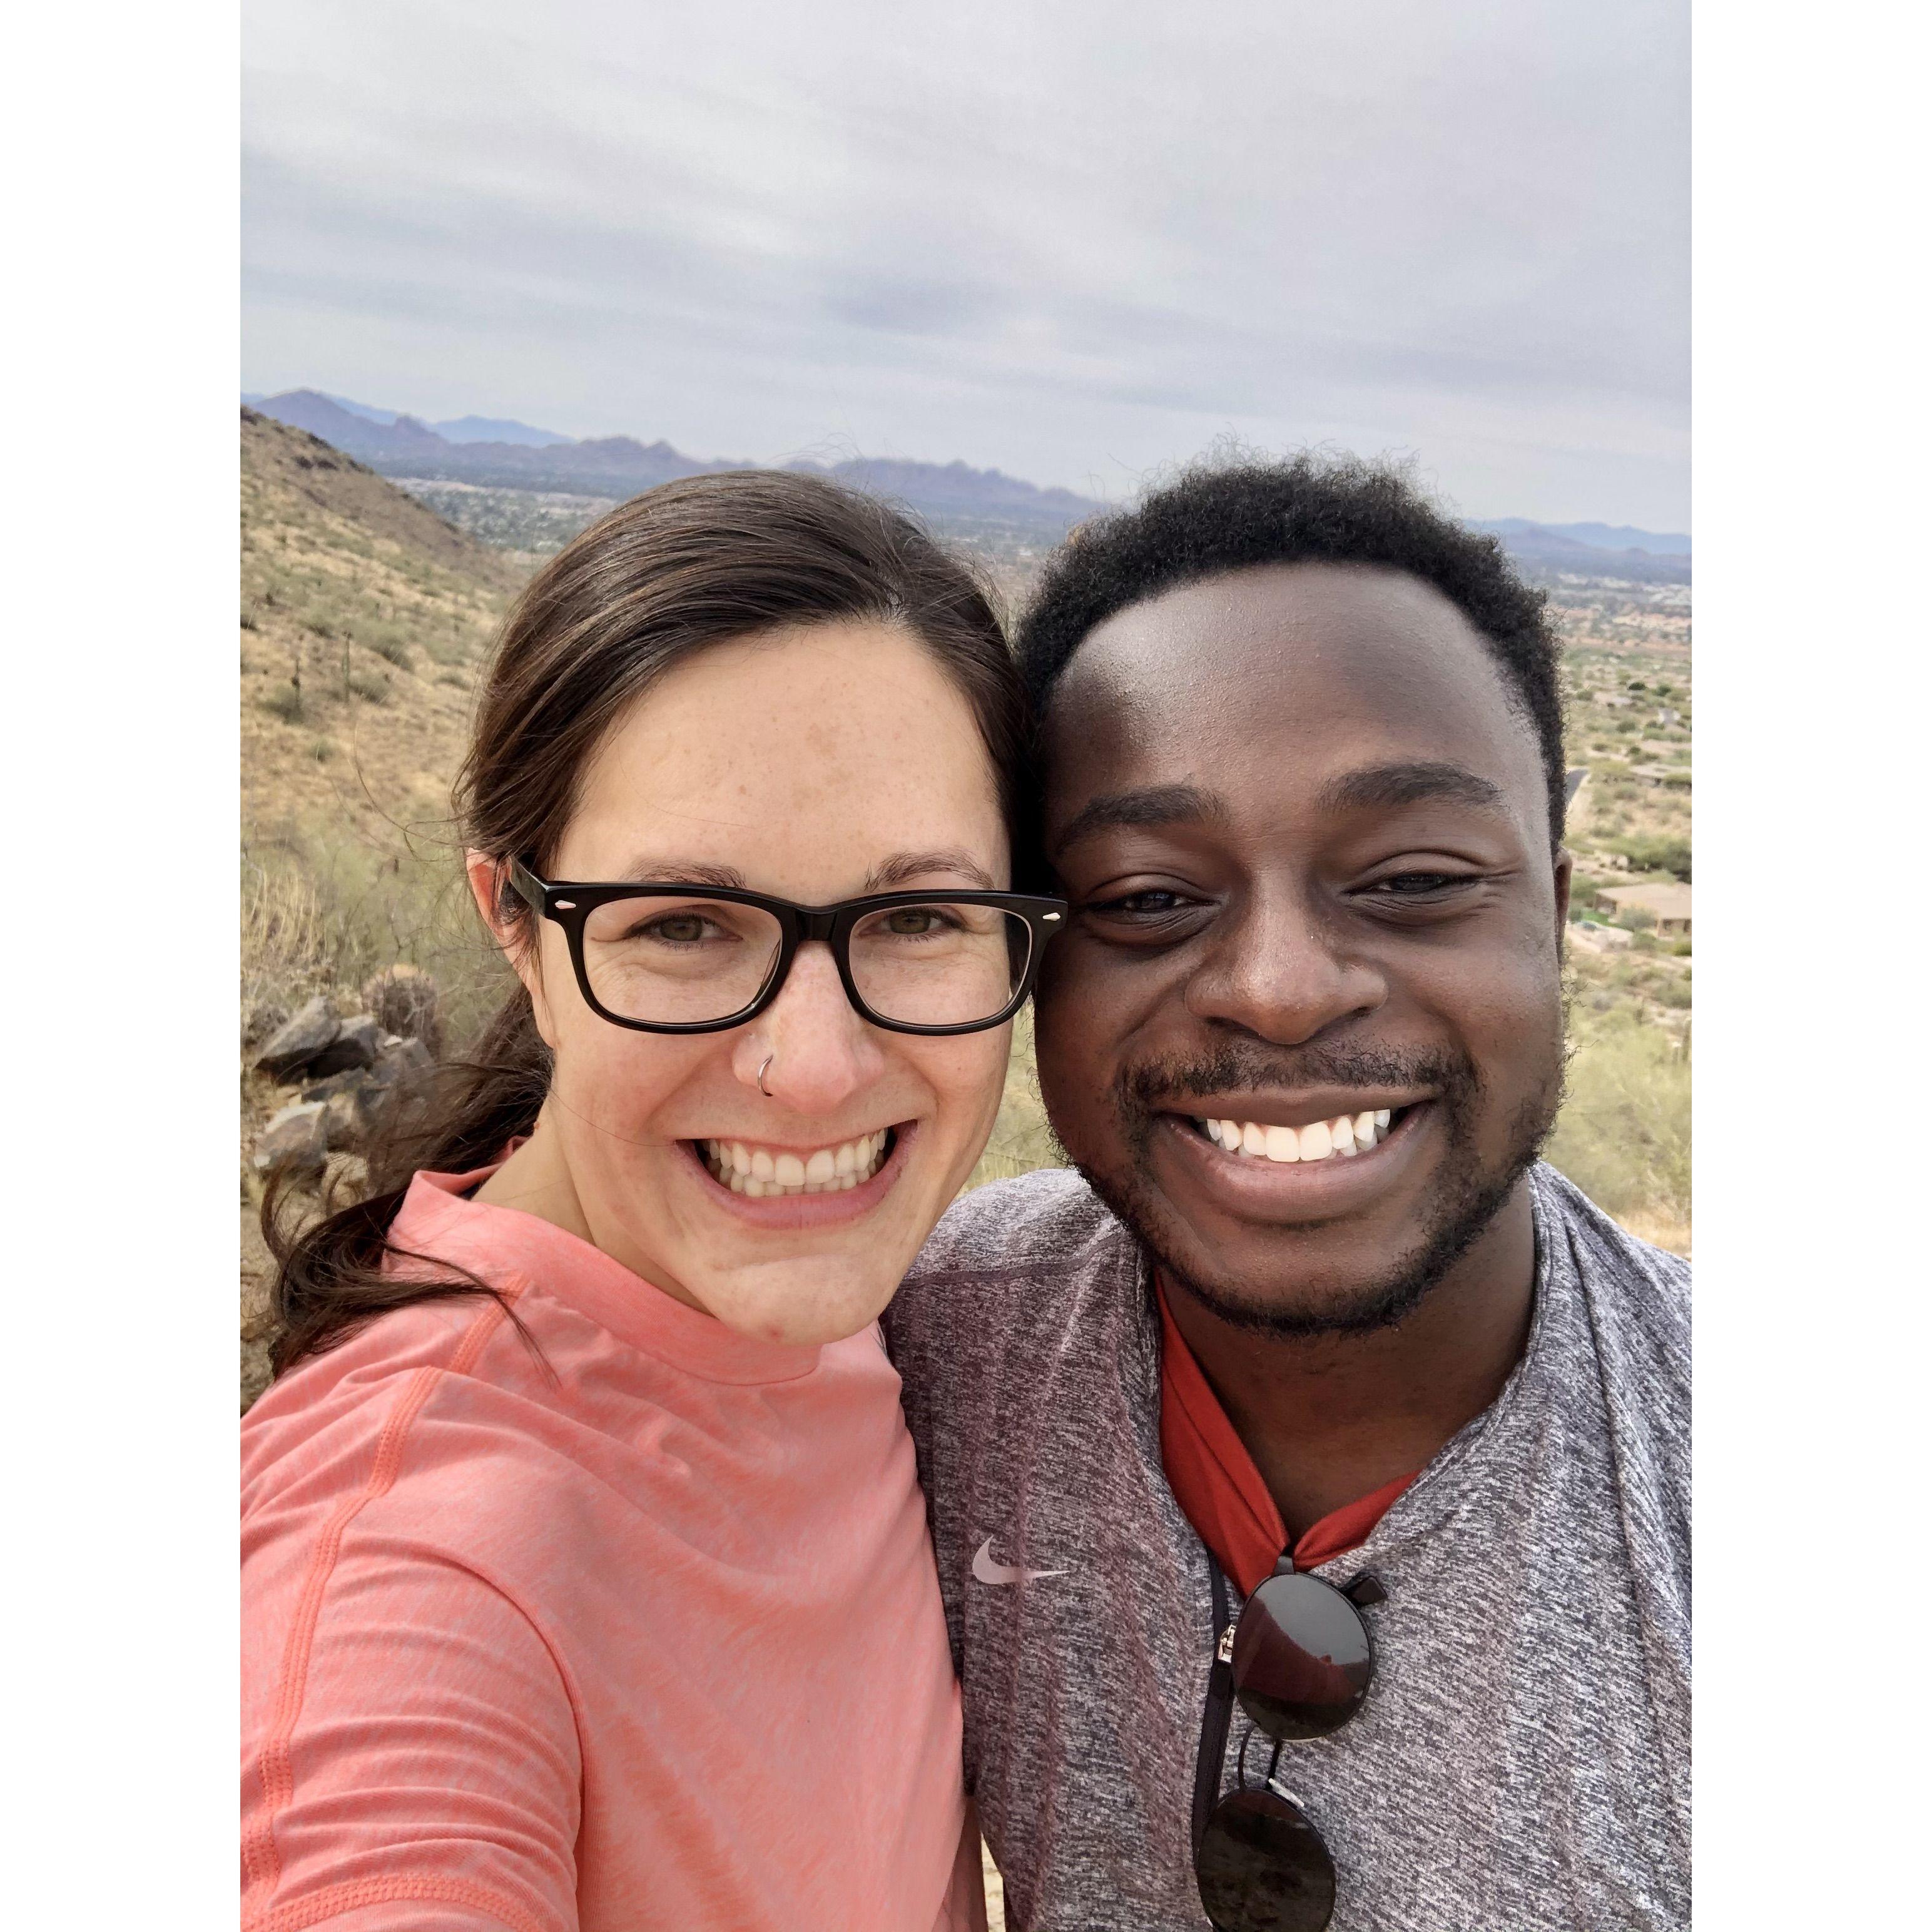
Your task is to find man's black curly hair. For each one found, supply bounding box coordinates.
[1015,454,1568,846]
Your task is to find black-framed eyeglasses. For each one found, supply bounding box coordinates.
[1193,1556,1386,1932]
[506,859,1067,1037]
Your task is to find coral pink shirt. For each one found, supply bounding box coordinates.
[242,1166,982,1932]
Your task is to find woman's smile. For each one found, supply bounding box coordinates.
[680,1121,917,1227]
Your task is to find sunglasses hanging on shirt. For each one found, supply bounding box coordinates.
[1192,1555,1386,1932]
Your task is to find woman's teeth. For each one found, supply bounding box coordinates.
[1194,1109,1396,1163]
[699,1131,890,1197]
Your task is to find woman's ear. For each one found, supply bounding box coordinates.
[466,853,556,1042]
[465,850,521,948]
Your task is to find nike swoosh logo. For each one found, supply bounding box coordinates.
[972,1535,1067,1585]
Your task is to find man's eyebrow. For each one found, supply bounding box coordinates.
[1316,761,1506,815]
[1050,784,1229,854]
[863,848,997,892]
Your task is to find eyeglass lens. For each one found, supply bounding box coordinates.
[1231,1571,1373,1741]
[1196,1571,1374,1932]
[1196,1786,1338,1932]
[577,896,1034,1027]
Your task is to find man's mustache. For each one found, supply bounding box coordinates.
[1117,1039,1477,1116]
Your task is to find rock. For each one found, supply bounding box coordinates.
[253,1100,328,1177]
[304,1013,382,1078]
[255,995,340,1082]
[362,963,444,1055]
[360,1035,437,1131]
[322,1082,372,1150]
[242,1000,288,1052]
[300,1067,374,1106]
[374,1034,436,1088]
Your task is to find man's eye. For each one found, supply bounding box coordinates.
[1089,889,1194,917]
[1361,872,1478,899]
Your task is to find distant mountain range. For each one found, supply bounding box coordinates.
[243,389,1690,574]
[240,390,572,448]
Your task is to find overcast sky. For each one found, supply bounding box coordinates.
[243,1,1689,528]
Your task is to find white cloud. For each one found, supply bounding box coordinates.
[243,0,1689,525]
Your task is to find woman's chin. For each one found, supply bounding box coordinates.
[703,1268,902,1348]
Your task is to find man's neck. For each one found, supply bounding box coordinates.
[1161,1183,1539,1542]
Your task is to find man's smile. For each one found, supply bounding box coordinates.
[1150,1098,1438,1222]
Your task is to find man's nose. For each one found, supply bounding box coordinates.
[733,942,887,1113]
[1182,888,1388,1047]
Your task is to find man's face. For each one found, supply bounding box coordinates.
[1034,562,1570,1336]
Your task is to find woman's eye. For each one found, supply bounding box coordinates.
[638,913,719,943]
[883,908,941,935]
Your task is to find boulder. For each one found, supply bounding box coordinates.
[322,1083,369,1151]
[242,1000,288,1052]
[255,995,340,1082]
[368,1035,437,1118]
[253,1100,328,1177]
[305,1013,382,1079]
[362,964,444,1055]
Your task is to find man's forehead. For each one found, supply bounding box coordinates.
[1044,561,1541,812]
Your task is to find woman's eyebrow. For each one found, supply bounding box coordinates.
[863,848,997,892]
[613,858,749,888]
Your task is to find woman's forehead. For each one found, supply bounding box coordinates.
[561,623,1007,888]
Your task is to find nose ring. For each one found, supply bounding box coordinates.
[757,1054,775,1098]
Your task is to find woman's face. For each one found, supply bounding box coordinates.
[483,620,1014,1346]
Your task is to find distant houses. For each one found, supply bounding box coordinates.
[1594,881,1692,938]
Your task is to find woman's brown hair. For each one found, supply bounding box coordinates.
[266,469,1028,1376]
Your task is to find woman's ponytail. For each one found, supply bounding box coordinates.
[265,985,552,1375]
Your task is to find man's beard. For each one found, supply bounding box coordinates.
[1065,1034,1563,1341]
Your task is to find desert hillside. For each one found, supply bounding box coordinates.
[240,410,532,1405]
[240,406,525,838]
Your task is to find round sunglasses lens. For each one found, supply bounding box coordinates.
[1196,1787,1337,1932]
[1231,1572,1373,1742]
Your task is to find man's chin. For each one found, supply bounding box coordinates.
[1080,1147,1532,1343]
[1162,1244,1445,1340]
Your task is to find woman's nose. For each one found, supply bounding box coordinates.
[733,942,887,1113]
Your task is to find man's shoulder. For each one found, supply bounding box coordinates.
[907,1165,1131,1284]
[1530,1161,1690,1425]
[886,1166,1146,1368]
[1533,1162,1689,1307]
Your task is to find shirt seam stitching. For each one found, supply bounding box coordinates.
[240,1291,517,1912]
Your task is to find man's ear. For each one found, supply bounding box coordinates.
[1552,847,1574,937]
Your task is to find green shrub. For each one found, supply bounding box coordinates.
[260,682,304,724]
[347,669,391,704]
[1607,833,1692,882]
[369,629,414,670]
[1547,1012,1690,1234]
[241,822,512,1054]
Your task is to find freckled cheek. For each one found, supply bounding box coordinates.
[907,1032,1012,1144]
[548,1015,713,1142]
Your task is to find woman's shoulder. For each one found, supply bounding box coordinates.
[241,1288,538,1521]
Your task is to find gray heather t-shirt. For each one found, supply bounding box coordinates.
[883,1162,1690,1932]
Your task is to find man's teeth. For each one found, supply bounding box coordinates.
[1196,1109,1396,1163]
[699,1131,890,1197]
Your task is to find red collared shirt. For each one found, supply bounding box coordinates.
[1156,1275,1416,1594]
